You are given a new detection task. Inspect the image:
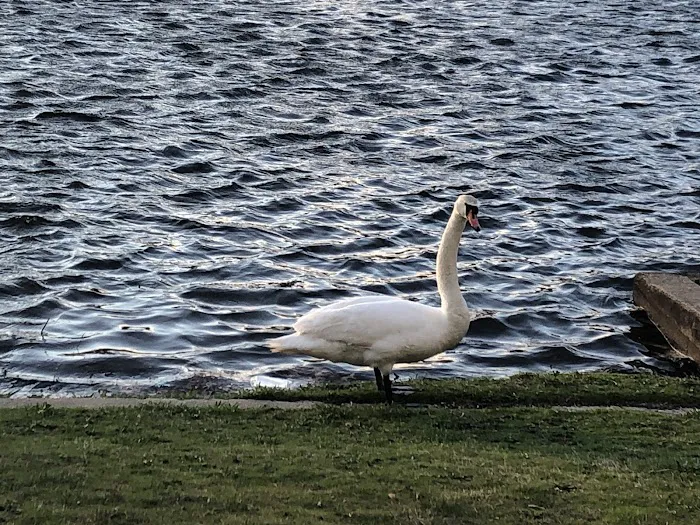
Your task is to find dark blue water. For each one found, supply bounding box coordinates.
[2,0,700,397]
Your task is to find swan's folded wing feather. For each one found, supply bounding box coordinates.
[294,298,442,348]
[308,295,399,314]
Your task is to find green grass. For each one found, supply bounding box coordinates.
[2,373,700,524]
[244,371,700,408]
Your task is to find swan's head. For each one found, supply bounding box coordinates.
[455,195,481,232]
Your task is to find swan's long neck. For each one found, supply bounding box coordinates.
[436,211,468,314]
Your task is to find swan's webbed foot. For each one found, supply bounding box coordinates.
[382,374,393,404]
[374,368,384,392]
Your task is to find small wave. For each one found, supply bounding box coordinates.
[0,215,79,231]
[532,346,601,365]
[12,88,57,99]
[617,101,653,109]
[670,221,700,230]
[0,278,49,299]
[161,145,190,158]
[172,161,215,174]
[451,56,481,65]
[3,101,34,111]
[490,37,515,46]
[586,276,632,290]
[221,87,267,99]
[35,111,103,122]
[72,258,124,271]
[271,130,344,143]
[552,183,621,194]
[12,298,63,318]
[462,317,511,340]
[174,42,201,52]
[184,286,305,310]
[676,129,700,139]
[289,67,327,76]
[67,180,90,189]
[0,202,62,214]
[164,189,213,203]
[576,226,606,238]
[526,71,569,83]
[59,288,118,304]
[414,155,448,164]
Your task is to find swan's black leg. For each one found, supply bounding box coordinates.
[382,374,393,404]
[374,368,384,391]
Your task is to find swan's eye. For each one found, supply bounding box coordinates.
[467,205,479,216]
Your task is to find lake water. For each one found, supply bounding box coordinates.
[2,0,699,397]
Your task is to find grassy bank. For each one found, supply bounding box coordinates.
[242,372,700,407]
[2,373,700,524]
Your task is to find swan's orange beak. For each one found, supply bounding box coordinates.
[468,212,481,232]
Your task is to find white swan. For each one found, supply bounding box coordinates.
[269,194,481,402]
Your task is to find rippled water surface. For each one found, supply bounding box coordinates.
[2,0,700,397]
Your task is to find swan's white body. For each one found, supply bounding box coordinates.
[268,195,479,377]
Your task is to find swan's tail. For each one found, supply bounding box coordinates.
[267,334,301,354]
[268,333,348,360]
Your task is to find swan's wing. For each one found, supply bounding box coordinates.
[294,298,442,348]
[307,295,403,314]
